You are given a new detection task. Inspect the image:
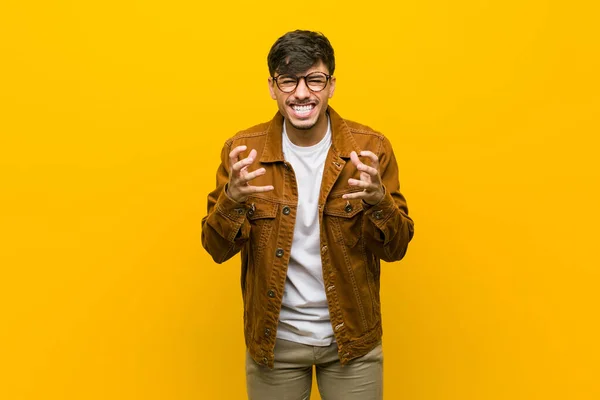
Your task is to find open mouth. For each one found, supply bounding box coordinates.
[290,103,316,117]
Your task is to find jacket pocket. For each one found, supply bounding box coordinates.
[246,198,279,267]
[324,197,363,247]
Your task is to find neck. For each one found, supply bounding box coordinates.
[285,114,329,147]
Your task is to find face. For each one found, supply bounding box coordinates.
[268,61,336,132]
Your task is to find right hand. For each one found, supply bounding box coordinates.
[226,145,274,203]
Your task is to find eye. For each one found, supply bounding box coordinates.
[308,76,327,85]
[278,76,297,85]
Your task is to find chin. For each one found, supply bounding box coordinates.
[289,119,317,131]
[286,111,322,131]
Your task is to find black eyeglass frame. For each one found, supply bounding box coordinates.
[271,72,333,93]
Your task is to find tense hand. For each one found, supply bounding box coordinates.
[226,145,274,203]
[342,150,384,205]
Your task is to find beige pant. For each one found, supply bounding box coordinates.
[246,338,383,400]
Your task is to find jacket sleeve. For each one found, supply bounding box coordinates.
[201,140,251,264]
[362,136,414,262]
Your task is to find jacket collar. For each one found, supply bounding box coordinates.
[260,106,361,163]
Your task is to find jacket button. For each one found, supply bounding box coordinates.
[267,290,275,298]
[374,210,383,219]
[275,248,284,257]
[247,208,254,217]
[345,204,353,213]
[282,206,291,215]
[264,328,271,337]
[262,357,268,364]
[235,208,245,215]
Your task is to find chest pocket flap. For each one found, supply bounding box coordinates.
[247,199,279,220]
[323,197,364,218]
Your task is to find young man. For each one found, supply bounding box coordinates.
[201,30,414,399]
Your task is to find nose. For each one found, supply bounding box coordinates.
[293,77,311,100]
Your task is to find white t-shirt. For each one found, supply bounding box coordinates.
[277,117,334,346]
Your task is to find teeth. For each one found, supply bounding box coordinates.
[293,104,313,113]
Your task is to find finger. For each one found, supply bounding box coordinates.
[356,162,379,177]
[229,145,247,166]
[232,149,258,173]
[245,185,275,194]
[241,168,266,183]
[350,151,369,173]
[359,151,380,175]
[348,178,373,190]
[342,191,368,200]
[248,148,257,160]
[350,150,363,167]
[232,156,253,173]
[351,150,379,177]
[359,150,379,166]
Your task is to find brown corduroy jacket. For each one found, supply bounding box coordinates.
[201,107,414,368]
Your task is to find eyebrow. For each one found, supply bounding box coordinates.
[280,71,328,77]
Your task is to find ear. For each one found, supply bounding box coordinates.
[328,76,336,99]
[268,77,277,100]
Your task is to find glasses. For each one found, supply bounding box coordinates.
[272,72,332,93]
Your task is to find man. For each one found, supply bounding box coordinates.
[201,30,414,399]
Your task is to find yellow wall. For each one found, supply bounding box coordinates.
[1,1,599,399]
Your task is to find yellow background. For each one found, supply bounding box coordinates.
[1,1,599,399]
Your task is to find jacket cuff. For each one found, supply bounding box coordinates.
[214,186,251,242]
[363,186,396,240]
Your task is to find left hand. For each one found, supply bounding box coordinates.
[342,150,384,205]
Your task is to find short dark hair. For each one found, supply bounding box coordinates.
[267,30,335,77]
